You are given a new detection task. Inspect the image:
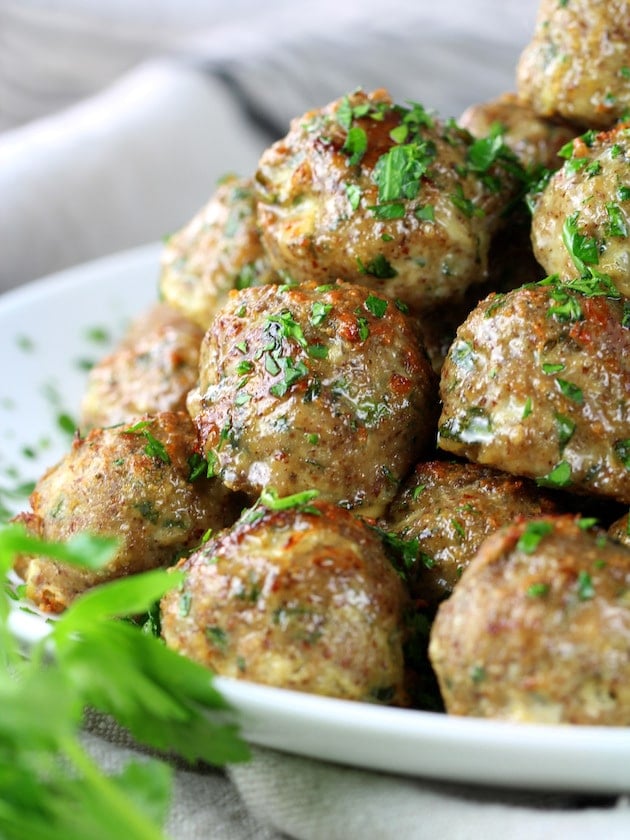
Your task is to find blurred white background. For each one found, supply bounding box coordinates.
[0,0,538,290]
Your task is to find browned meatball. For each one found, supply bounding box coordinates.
[437,282,630,504]
[459,92,576,172]
[516,0,630,129]
[255,88,521,313]
[187,280,437,516]
[79,304,204,429]
[159,175,277,330]
[609,510,630,548]
[13,411,241,612]
[429,515,630,725]
[531,123,630,298]
[386,460,559,605]
[161,498,409,704]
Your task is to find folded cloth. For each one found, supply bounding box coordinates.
[0,59,270,292]
[84,710,630,840]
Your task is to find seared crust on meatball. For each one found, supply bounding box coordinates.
[160,499,409,704]
[13,412,240,612]
[80,304,204,429]
[429,515,630,724]
[255,88,521,313]
[437,283,630,503]
[159,175,277,330]
[531,123,630,298]
[459,92,576,172]
[386,460,558,605]
[609,511,630,548]
[188,280,437,516]
[516,0,630,129]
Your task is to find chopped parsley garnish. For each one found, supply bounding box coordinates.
[555,378,583,404]
[364,294,388,317]
[576,570,595,601]
[536,460,572,488]
[562,213,599,272]
[517,520,554,554]
[614,439,630,469]
[527,582,550,598]
[357,254,397,279]
[123,420,171,464]
[342,125,368,166]
[554,412,576,451]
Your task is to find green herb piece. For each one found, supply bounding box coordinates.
[124,421,171,464]
[373,141,436,204]
[536,460,572,488]
[555,378,583,404]
[517,520,554,554]
[450,184,483,218]
[187,452,210,481]
[357,254,398,279]
[542,362,565,374]
[370,202,406,220]
[554,412,576,451]
[356,316,370,341]
[614,439,630,469]
[605,202,628,238]
[307,344,329,359]
[258,487,320,513]
[576,570,595,601]
[522,397,533,419]
[309,301,333,326]
[265,310,308,348]
[206,625,229,652]
[364,294,388,318]
[562,213,599,272]
[345,182,362,211]
[564,270,621,299]
[415,204,435,222]
[342,126,368,166]
[470,665,486,684]
[236,360,254,376]
[269,357,309,397]
[527,582,550,598]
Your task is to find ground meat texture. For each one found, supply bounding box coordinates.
[12,411,241,612]
[429,515,630,725]
[160,500,409,704]
[609,511,630,548]
[531,123,630,299]
[255,88,521,314]
[159,175,278,330]
[79,304,204,429]
[459,92,576,172]
[516,0,630,129]
[386,460,559,605]
[187,280,437,517]
[437,283,630,504]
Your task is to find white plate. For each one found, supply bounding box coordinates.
[3,244,630,795]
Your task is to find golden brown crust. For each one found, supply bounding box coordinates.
[429,515,630,724]
[161,501,409,703]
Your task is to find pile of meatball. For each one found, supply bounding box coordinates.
[14,0,630,725]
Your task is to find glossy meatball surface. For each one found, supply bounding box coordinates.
[80,304,204,429]
[159,175,277,330]
[437,283,630,504]
[531,123,630,299]
[188,280,437,516]
[13,411,240,612]
[429,516,630,724]
[609,511,630,549]
[386,460,558,605]
[255,88,520,313]
[516,0,630,129]
[161,499,409,703]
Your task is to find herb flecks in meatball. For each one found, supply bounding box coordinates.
[531,123,630,298]
[437,280,630,504]
[13,412,241,612]
[255,89,523,313]
[160,497,409,704]
[429,516,630,725]
[188,280,437,516]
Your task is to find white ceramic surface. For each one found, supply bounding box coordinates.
[3,245,630,795]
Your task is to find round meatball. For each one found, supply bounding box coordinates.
[159,175,277,330]
[459,92,576,172]
[13,411,241,612]
[516,0,630,129]
[188,280,437,516]
[80,304,204,429]
[255,88,521,313]
[437,283,630,504]
[429,515,630,724]
[531,123,630,298]
[609,511,630,548]
[161,499,409,704]
[386,460,559,605]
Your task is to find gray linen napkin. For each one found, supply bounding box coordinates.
[85,712,630,840]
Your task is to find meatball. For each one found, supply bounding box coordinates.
[437,282,630,504]
[160,498,409,704]
[609,511,630,548]
[13,411,241,612]
[255,88,521,313]
[516,0,630,129]
[459,92,576,172]
[429,515,630,725]
[159,175,277,330]
[188,280,437,516]
[531,123,630,298]
[80,303,204,429]
[386,460,559,605]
